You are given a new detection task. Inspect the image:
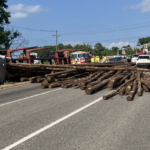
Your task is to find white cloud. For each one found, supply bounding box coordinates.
[9,4,43,20]
[24,5,43,13]
[103,42,136,49]
[9,4,43,13]
[11,12,28,19]
[130,0,150,12]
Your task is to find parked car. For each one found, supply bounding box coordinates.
[136,55,150,68]
[109,57,124,62]
[131,54,140,62]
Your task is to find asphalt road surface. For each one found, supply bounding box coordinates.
[0,83,150,150]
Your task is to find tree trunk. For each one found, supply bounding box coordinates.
[103,77,136,100]
[137,72,142,96]
[127,79,137,101]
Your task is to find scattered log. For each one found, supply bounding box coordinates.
[127,79,137,101]
[119,86,127,95]
[125,82,133,95]
[41,83,48,89]
[103,77,136,100]
[45,69,77,77]
[85,78,111,95]
[142,84,149,92]
[37,77,45,83]
[20,77,29,82]
[107,75,124,88]
[141,79,150,89]
[137,72,142,96]
[29,76,42,83]
[114,73,131,87]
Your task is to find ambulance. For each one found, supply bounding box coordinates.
[70,51,91,64]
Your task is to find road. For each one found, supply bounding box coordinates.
[0,83,150,150]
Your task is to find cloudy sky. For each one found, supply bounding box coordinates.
[6,0,150,49]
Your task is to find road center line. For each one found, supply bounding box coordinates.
[2,97,103,150]
[0,88,62,107]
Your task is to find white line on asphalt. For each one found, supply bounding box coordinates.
[2,97,103,150]
[0,88,62,107]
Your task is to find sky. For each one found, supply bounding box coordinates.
[6,0,150,49]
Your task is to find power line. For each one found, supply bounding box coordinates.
[5,25,55,32]
[61,22,150,36]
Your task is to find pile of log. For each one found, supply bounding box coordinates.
[6,62,150,101]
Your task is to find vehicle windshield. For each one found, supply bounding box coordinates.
[78,53,86,58]
[132,55,139,58]
[139,56,149,59]
[71,54,78,59]
[30,55,36,59]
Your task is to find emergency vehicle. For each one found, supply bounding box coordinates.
[70,51,91,64]
[30,52,41,64]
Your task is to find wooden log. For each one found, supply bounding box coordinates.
[37,77,45,83]
[29,76,42,83]
[85,78,111,95]
[107,75,124,88]
[119,86,126,95]
[46,76,54,82]
[127,79,137,101]
[142,84,149,92]
[80,72,103,87]
[87,71,115,88]
[103,77,136,100]
[77,72,98,87]
[80,85,87,90]
[125,82,133,95]
[141,79,150,89]
[45,69,77,77]
[48,83,61,88]
[20,77,29,82]
[114,73,131,87]
[137,72,142,96]
[41,83,48,89]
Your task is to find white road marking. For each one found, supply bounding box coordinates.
[0,88,62,107]
[2,97,103,150]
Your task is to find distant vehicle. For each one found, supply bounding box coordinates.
[109,57,124,62]
[136,55,150,68]
[131,54,140,62]
[70,51,91,64]
[146,51,150,55]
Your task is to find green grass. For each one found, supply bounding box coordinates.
[43,61,49,64]
[8,82,15,84]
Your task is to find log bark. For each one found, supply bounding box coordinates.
[107,75,124,88]
[141,79,150,89]
[20,77,29,82]
[125,82,133,95]
[119,86,126,95]
[127,79,137,101]
[45,69,77,77]
[80,72,103,87]
[86,71,115,88]
[103,77,136,100]
[114,73,131,87]
[37,77,45,83]
[29,76,42,83]
[142,84,149,92]
[137,72,142,96]
[85,78,111,95]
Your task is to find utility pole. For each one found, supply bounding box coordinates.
[52,30,60,51]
